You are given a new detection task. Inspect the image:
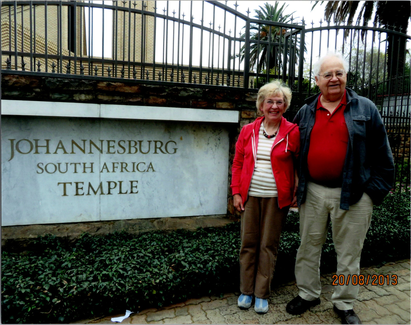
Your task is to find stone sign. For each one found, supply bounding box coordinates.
[2,113,231,226]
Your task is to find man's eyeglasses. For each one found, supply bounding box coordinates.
[318,70,346,80]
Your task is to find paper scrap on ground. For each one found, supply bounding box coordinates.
[111,310,133,323]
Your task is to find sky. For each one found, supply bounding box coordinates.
[154,1,327,27]
[157,1,325,22]
[223,1,325,24]
[88,0,327,58]
[151,1,342,71]
[88,0,410,70]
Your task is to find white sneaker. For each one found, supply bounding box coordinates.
[238,294,253,309]
[254,297,269,314]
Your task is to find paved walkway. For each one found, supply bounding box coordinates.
[78,259,410,324]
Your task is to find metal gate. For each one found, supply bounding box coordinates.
[1,0,409,192]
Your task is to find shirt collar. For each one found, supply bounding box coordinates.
[317,90,347,110]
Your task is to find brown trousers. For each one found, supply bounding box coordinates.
[239,196,289,299]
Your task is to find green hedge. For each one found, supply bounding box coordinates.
[2,225,241,324]
[2,192,409,324]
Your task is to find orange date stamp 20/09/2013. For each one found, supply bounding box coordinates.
[331,274,398,286]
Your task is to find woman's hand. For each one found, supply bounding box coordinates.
[291,194,298,207]
[233,194,245,212]
[291,172,299,207]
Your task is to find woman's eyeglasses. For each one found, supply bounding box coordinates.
[264,100,284,106]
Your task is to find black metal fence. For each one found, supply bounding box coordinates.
[1,0,305,88]
[1,0,410,192]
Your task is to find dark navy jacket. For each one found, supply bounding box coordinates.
[293,88,395,210]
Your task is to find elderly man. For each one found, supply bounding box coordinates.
[286,52,394,324]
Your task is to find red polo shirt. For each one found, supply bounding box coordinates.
[307,91,348,187]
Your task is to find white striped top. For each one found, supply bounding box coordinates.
[248,123,278,197]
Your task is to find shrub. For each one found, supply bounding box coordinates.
[2,192,409,323]
[361,191,411,265]
[1,224,241,324]
[394,158,410,189]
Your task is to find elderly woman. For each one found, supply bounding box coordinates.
[231,80,300,314]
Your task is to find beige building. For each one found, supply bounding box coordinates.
[1,1,246,85]
[1,1,155,77]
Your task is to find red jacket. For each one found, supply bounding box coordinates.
[231,116,300,209]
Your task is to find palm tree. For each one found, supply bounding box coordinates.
[314,1,410,93]
[317,1,410,31]
[238,2,296,75]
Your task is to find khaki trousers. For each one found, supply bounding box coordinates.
[295,182,373,310]
[240,196,289,299]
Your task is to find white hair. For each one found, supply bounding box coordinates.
[313,51,349,76]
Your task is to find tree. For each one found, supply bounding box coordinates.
[314,1,410,94]
[344,47,386,94]
[238,2,297,75]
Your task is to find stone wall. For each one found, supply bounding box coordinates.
[1,72,258,245]
[1,216,231,252]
